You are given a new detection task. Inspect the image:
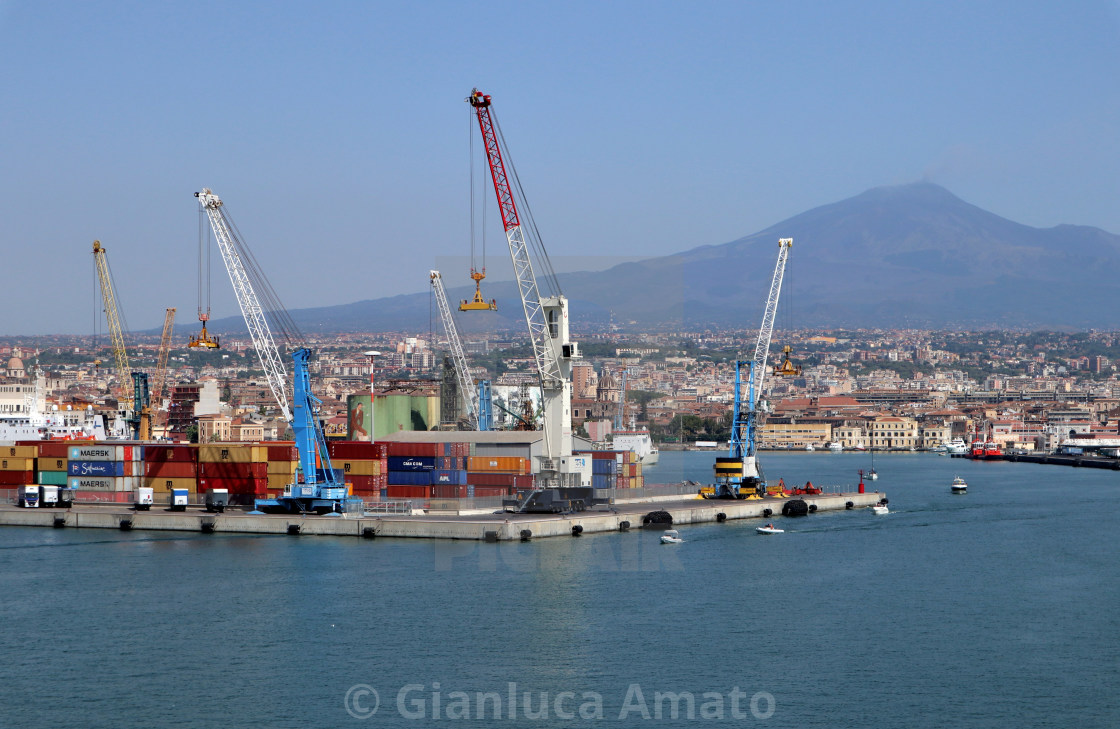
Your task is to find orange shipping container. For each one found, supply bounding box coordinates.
[266,460,299,475]
[0,458,36,472]
[268,473,294,491]
[336,460,379,476]
[467,456,528,474]
[2,446,37,459]
[198,445,268,463]
[38,458,68,472]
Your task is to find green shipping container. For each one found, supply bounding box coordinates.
[38,471,69,486]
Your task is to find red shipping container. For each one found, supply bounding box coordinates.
[512,475,535,490]
[33,442,70,459]
[385,442,440,458]
[471,486,511,498]
[466,472,517,487]
[265,444,298,461]
[143,461,198,479]
[198,476,268,493]
[144,445,198,463]
[347,474,376,490]
[329,441,387,460]
[386,485,430,499]
[431,484,469,498]
[0,471,34,486]
[199,461,267,479]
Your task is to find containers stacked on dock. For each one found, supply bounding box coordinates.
[143,444,198,502]
[66,443,141,494]
[197,444,269,504]
[327,441,387,499]
[0,445,37,488]
[385,441,440,499]
[464,454,532,498]
[574,450,644,489]
[33,442,69,486]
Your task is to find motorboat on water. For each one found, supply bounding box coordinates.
[805,443,815,452]
[660,529,683,544]
[827,441,843,452]
[951,476,968,493]
[756,523,784,535]
[946,438,968,456]
[870,499,889,515]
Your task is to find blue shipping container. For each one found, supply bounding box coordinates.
[67,460,125,477]
[387,456,437,472]
[431,469,468,485]
[387,470,433,486]
[592,459,617,475]
[592,473,614,489]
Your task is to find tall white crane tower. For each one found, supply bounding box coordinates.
[194,188,292,423]
[430,270,479,428]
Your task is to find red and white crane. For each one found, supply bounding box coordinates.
[468,88,581,493]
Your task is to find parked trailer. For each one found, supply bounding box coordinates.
[18,485,39,508]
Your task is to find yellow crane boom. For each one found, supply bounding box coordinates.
[92,240,131,403]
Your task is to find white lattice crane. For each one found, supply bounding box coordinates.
[430,270,480,428]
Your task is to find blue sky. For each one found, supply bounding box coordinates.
[3,1,1119,334]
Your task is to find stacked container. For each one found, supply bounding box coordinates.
[264,442,299,497]
[574,450,644,489]
[143,444,198,502]
[327,441,387,499]
[33,442,69,487]
[67,443,141,494]
[197,444,268,504]
[0,445,37,489]
[463,454,531,498]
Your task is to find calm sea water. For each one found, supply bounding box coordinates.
[2,452,1117,728]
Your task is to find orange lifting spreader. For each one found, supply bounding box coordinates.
[459,268,497,311]
[772,344,802,377]
[188,312,220,349]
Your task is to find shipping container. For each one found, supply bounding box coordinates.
[470,486,512,498]
[592,473,614,489]
[67,460,127,477]
[266,460,298,475]
[37,471,69,486]
[430,469,468,485]
[68,444,139,462]
[328,441,387,460]
[75,490,139,504]
[67,476,139,491]
[592,459,617,475]
[386,470,432,486]
[346,474,376,491]
[198,476,268,494]
[267,473,294,491]
[143,461,197,479]
[467,456,528,473]
[466,472,517,487]
[144,477,197,492]
[38,457,67,472]
[431,484,469,499]
[386,485,430,499]
[336,460,379,476]
[0,470,34,486]
[34,442,70,459]
[199,461,267,479]
[143,444,197,463]
[387,456,437,472]
[385,442,441,458]
[2,446,37,459]
[0,457,36,472]
[264,444,298,461]
[197,445,268,463]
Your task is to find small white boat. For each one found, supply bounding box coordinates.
[951,476,968,493]
[805,443,815,452]
[870,500,889,515]
[660,529,683,544]
[756,524,784,535]
[868,468,879,481]
[827,441,843,452]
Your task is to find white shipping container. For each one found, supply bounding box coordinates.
[67,476,139,491]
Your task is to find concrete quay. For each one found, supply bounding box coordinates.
[0,491,885,541]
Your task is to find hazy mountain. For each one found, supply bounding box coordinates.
[198,183,1120,334]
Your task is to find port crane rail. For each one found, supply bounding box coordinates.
[469,88,577,484]
[196,188,353,514]
[195,189,292,423]
[430,270,480,428]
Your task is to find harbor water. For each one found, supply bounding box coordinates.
[2,451,1117,728]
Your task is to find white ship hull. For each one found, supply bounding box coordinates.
[613,430,659,465]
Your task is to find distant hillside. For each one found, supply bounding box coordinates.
[198,183,1120,333]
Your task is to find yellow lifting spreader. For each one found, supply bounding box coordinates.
[459,268,497,311]
[188,313,221,349]
[773,344,802,377]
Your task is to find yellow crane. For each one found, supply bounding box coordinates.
[140,307,176,439]
[92,240,132,403]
